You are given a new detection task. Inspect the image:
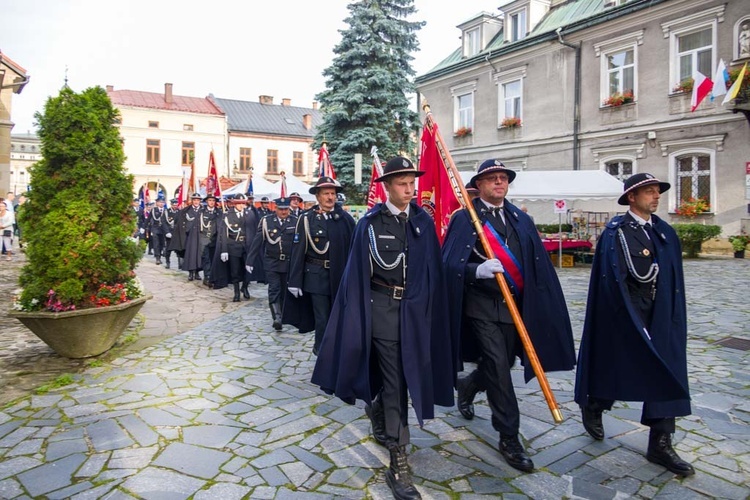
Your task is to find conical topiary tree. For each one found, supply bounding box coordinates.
[17,85,142,310]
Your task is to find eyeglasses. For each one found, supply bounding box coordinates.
[480,174,510,183]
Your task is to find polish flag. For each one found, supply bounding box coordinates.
[691,70,713,112]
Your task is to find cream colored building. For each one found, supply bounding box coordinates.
[107,83,227,199]
[9,133,39,194]
[0,51,30,194]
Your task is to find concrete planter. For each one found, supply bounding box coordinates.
[8,294,152,358]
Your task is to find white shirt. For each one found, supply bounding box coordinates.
[480,199,506,224]
[385,200,410,219]
[628,210,653,239]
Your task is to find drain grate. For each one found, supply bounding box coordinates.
[714,337,750,351]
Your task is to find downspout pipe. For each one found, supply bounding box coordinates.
[556,27,581,170]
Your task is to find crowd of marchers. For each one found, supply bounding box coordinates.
[137,159,694,500]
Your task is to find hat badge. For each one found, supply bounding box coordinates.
[494,160,502,166]
[402,159,409,167]
[645,174,653,179]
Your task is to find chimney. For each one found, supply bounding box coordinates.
[165,83,173,104]
[259,95,273,105]
[282,98,291,106]
[106,85,114,92]
[312,101,318,110]
[303,114,312,130]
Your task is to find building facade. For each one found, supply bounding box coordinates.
[0,51,30,194]
[9,133,39,194]
[416,0,750,233]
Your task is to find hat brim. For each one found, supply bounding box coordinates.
[617,180,671,205]
[309,183,344,194]
[469,167,517,188]
[374,169,425,182]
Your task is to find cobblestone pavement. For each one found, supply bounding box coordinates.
[0,255,748,499]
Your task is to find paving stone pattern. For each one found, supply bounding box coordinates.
[0,254,748,498]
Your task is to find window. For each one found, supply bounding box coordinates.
[146,139,160,164]
[267,150,278,173]
[675,153,711,208]
[293,152,304,175]
[181,142,195,166]
[509,10,527,42]
[464,27,480,57]
[676,28,712,82]
[239,148,252,171]
[606,49,635,96]
[183,124,194,131]
[501,80,522,121]
[605,160,633,181]
[148,121,159,128]
[455,93,473,131]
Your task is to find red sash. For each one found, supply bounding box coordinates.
[483,222,525,294]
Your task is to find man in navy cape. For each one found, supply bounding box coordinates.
[442,159,576,472]
[575,173,694,477]
[311,156,455,500]
[283,176,355,353]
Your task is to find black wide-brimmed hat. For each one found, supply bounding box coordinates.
[309,176,344,194]
[203,194,217,202]
[274,197,291,208]
[469,159,517,188]
[260,196,270,203]
[169,198,179,204]
[374,156,424,182]
[230,193,248,203]
[618,172,670,206]
[190,192,202,200]
[289,192,303,202]
[465,181,479,195]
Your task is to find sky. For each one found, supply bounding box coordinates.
[1,0,498,133]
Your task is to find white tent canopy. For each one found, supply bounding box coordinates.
[279,175,316,202]
[459,169,624,201]
[221,177,277,198]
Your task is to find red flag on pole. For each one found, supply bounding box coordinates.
[367,146,387,209]
[318,143,336,179]
[418,122,460,244]
[206,150,221,197]
[280,171,288,198]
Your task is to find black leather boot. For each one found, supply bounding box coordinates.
[155,256,161,265]
[646,430,695,477]
[270,303,282,330]
[499,434,534,472]
[165,259,170,269]
[178,257,184,270]
[385,444,421,500]
[188,271,195,281]
[241,281,250,299]
[232,283,241,302]
[364,394,387,446]
[456,371,480,420]
[581,406,605,440]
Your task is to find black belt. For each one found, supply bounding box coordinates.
[268,253,287,261]
[371,280,404,300]
[229,235,245,242]
[306,256,330,269]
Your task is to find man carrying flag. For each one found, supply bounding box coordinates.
[442,159,575,472]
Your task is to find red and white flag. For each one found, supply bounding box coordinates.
[367,146,387,209]
[279,171,288,198]
[691,70,713,112]
[205,150,221,197]
[318,143,336,179]
[418,122,460,244]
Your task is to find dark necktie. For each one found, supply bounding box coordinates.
[397,211,408,223]
[491,207,506,234]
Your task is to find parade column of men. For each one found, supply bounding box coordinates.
[246,197,297,329]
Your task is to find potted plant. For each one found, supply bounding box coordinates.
[454,126,473,138]
[672,78,694,94]
[672,223,721,258]
[602,90,635,107]
[675,197,711,218]
[728,233,750,258]
[9,86,150,358]
[501,116,522,128]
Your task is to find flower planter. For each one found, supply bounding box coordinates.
[8,294,152,358]
[734,250,745,259]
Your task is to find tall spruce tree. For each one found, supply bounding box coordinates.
[315,0,423,202]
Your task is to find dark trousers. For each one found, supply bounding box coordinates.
[310,293,331,350]
[470,318,520,436]
[586,397,675,433]
[267,271,288,306]
[164,237,173,263]
[371,337,410,446]
[228,254,246,284]
[151,233,165,259]
[201,245,215,280]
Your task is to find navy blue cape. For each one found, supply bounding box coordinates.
[310,202,457,425]
[442,198,576,382]
[574,215,690,416]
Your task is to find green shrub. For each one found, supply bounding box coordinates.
[672,223,721,258]
[536,224,573,234]
[17,86,142,310]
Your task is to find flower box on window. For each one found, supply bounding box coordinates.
[675,197,711,217]
[454,127,473,138]
[672,78,693,94]
[602,91,634,107]
[500,117,522,128]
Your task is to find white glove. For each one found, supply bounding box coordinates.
[476,259,504,279]
[139,228,145,234]
[166,233,172,238]
[220,252,229,262]
[245,265,253,273]
[288,287,303,298]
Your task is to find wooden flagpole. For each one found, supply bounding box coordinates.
[422,100,563,423]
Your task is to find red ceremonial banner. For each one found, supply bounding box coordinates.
[418,122,459,243]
